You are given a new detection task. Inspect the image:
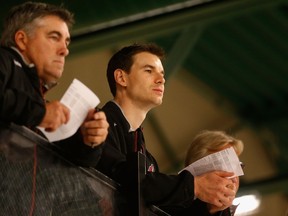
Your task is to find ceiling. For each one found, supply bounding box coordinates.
[1,0,288,215]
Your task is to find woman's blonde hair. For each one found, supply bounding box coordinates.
[185,130,244,166]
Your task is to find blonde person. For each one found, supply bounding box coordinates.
[185,130,244,216]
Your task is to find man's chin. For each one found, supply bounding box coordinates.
[154,100,163,106]
[40,74,61,88]
[44,70,63,81]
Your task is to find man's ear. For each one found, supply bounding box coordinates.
[114,69,128,87]
[14,30,28,51]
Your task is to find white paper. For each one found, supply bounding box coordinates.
[180,147,244,177]
[39,79,100,142]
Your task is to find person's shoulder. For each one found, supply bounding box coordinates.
[0,47,17,70]
[102,101,116,109]
[101,101,117,120]
[0,46,12,57]
[102,101,121,117]
[0,47,21,63]
[101,101,130,130]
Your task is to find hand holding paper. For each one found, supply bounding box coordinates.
[39,79,100,142]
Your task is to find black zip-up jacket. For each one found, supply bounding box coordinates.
[0,47,45,126]
[97,101,231,215]
[0,46,103,166]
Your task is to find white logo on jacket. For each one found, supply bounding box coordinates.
[13,59,22,68]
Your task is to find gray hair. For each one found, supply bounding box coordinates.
[1,1,74,47]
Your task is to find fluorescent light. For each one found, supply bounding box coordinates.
[233,194,261,215]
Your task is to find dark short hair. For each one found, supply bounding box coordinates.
[107,43,165,97]
[1,1,74,47]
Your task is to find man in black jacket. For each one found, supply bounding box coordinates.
[0,2,109,215]
[0,2,109,163]
[96,43,236,215]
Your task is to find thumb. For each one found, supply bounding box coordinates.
[85,108,95,121]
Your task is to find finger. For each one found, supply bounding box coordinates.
[219,196,233,206]
[223,186,236,197]
[86,127,108,140]
[85,128,101,136]
[213,199,223,208]
[83,121,97,131]
[85,108,96,121]
[61,104,70,123]
[84,118,109,130]
[226,184,235,189]
[93,111,107,120]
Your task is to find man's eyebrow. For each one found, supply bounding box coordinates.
[142,64,154,69]
[48,30,61,36]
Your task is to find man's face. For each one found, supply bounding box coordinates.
[19,15,71,83]
[124,52,165,110]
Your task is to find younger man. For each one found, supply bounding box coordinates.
[96,43,236,215]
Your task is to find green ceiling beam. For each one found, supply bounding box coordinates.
[69,0,287,55]
[164,25,204,78]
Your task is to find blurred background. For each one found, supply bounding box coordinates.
[1,0,288,215]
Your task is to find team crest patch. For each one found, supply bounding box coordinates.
[148,164,155,172]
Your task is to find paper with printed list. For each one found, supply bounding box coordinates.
[39,78,100,142]
[180,147,244,177]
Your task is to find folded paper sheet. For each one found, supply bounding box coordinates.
[180,147,244,177]
[39,79,100,142]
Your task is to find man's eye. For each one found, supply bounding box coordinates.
[50,36,59,41]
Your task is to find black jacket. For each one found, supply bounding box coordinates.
[0,47,45,126]
[0,46,103,167]
[97,101,230,215]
